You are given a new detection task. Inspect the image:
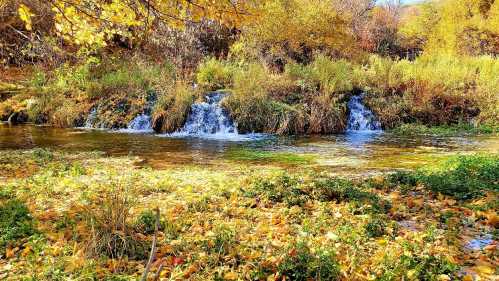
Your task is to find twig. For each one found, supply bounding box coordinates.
[153,259,166,281]
[140,207,160,281]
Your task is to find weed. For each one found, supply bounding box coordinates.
[365,217,387,238]
[277,241,340,281]
[246,174,309,207]
[376,255,458,281]
[152,80,196,133]
[32,148,54,164]
[82,185,147,260]
[134,210,165,235]
[0,199,36,250]
[225,148,315,165]
[196,58,234,91]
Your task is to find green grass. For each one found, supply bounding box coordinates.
[225,148,316,165]
[0,199,36,250]
[391,123,497,136]
[388,154,499,199]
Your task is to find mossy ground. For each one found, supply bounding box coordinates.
[0,149,497,280]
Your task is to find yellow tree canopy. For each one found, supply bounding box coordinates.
[399,0,499,55]
[243,0,355,58]
[17,0,261,48]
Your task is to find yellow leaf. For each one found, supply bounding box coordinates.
[5,247,15,258]
[462,275,473,281]
[475,265,493,275]
[437,274,450,281]
[18,4,34,31]
[224,272,238,280]
[21,246,32,257]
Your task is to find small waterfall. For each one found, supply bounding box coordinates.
[84,108,98,128]
[178,92,238,135]
[123,93,157,133]
[125,113,153,132]
[346,95,382,132]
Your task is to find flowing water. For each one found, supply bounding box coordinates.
[1,122,497,174]
[167,92,263,141]
[347,95,382,132]
[123,114,153,133]
[1,94,497,173]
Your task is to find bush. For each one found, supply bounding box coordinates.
[365,217,387,238]
[246,173,309,207]
[313,177,391,213]
[134,210,164,235]
[0,199,36,250]
[420,155,499,199]
[32,148,54,164]
[391,123,497,136]
[358,54,499,128]
[196,58,234,91]
[245,173,391,212]
[152,80,197,133]
[377,255,458,281]
[387,155,499,199]
[81,185,147,260]
[202,224,236,256]
[277,241,340,281]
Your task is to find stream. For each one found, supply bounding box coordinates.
[1,122,497,174]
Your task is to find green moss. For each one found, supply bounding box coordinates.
[276,241,340,281]
[225,148,316,165]
[388,154,499,199]
[0,199,36,250]
[391,123,497,136]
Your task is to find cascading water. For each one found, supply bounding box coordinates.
[84,108,98,128]
[124,93,156,133]
[346,95,382,132]
[125,113,153,132]
[178,92,238,135]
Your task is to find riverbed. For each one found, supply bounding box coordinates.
[1,123,497,174]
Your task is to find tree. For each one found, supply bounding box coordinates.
[399,0,499,56]
[12,0,260,50]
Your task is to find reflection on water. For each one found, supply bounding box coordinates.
[1,123,497,172]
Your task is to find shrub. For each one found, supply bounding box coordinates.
[246,173,309,207]
[32,148,54,164]
[387,155,499,199]
[277,241,340,281]
[0,199,36,250]
[245,173,391,212]
[391,123,497,136]
[81,185,147,259]
[152,80,197,133]
[203,224,236,256]
[377,255,458,281]
[365,217,387,238]
[313,177,391,213]
[196,58,234,91]
[134,210,164,235]
[420,155,499,199]
[358,54,499,128]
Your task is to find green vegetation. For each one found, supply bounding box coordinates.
[391,123,497,136]
[388,155,499,199]
[0,199,36,250]
[275,242,340,281]
[225,148,316,165]
[0,148,497,280]
[1,0,499,279]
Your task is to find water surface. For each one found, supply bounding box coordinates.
[1,123,497,173]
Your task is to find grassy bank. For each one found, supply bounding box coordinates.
[0,149,497,280]
[1,53,498,135]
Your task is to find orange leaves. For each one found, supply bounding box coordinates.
[483,211,499,228]
[5,247,16,259]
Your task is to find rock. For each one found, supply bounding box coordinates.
[7,111,28,124]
